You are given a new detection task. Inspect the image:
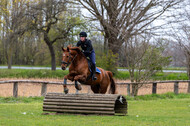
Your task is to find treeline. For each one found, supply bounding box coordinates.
[0,0,189,96]
[0,0,88,70]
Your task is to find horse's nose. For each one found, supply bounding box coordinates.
[61,66,66,70]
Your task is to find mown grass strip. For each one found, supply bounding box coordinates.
[0,98,190,126]
[0,69,188,80]
[1,93,190,103]
[0,69,68,78]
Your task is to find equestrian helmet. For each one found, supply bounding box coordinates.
[79,32,87,37]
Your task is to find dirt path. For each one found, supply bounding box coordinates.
[0,78,189,97]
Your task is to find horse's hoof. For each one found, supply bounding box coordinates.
[64,89,69,94]
[75,84,82,90]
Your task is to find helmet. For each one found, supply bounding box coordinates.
[79,32,87,37]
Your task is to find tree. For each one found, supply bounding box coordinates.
[77,0,183,54]
[0,0,29,69]
[169,0,190,93]
[26,0,82,70]
[124,36,171,96]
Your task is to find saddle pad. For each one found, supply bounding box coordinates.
[96,67,101,74]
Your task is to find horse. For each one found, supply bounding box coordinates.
[61,46,117,94]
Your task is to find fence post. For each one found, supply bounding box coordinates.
[41,83,47,96]
[13,82,18,98]
[152,82,157,94]
[174,81,179,94]
[188,82,190,93]
[127,83,130,96]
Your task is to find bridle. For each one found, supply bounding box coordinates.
[61,52,78,68]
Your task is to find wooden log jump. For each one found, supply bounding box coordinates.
[43,93,127,116]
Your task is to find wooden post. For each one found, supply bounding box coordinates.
[13,82,18,98]
[174,81,179,94]
[152,82,157,94]
[41,83,47,96]
[188,82,190,93]
[127,83,130,96]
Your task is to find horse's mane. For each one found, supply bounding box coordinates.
[68,46,86,58]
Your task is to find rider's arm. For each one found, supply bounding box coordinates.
[83,40,93,54]
[76,41,81,47]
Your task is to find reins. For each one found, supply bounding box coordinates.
[61,52,78,67]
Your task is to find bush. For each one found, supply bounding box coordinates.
[96,50,118,74]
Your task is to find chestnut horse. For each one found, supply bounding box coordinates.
[61,46,117,94]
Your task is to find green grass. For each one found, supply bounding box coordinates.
[126,92,190,101]
[0,94,190,126]
[117,67,186,71]
[163,67,186,70]
[0,69,68,78]
[114,71,130,79]
[0,68,188,80]
[0,65,52,67]
[115,71,188,80]
[1,93,190,103]
[0,96,44,103]
[151,72,188,80]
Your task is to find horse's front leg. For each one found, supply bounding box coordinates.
[75,80,82,90]
[63,78,69,94]
[64,73,75,81]
[74,74,87,90]
[74,74,87,82]
[63,74,74,94]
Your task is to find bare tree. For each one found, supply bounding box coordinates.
[0,0,28,69]
[26,0,80,70]
[123,36,171,96]
[77,0,183,54]
[169,0,190,93]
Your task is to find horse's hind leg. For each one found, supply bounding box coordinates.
[75,80,82,90]
[91,84,100,93]
[99,84,108,94]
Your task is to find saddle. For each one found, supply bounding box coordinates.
[87,58,101,74]
[86,58,101,81]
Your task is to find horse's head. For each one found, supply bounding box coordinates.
[61,46,81,70]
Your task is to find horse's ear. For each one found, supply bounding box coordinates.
[62,47,65,52]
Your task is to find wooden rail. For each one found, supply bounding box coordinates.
[0,80,190,97]
[0,80,72,97]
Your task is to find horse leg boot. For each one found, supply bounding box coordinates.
[63,78,69,94]
[92,64,97,81]
[75,80,82,90]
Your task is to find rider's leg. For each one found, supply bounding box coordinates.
[90,51,97,80]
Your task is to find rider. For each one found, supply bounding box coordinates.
[76,31,97,81]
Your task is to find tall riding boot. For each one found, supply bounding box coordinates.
[92,64,97,80]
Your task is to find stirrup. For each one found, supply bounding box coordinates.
[92,76,97,81]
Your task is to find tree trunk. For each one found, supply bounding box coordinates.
[47,43,56,71]
[187,56,190,93]
[7,47,13,69]
[104,37,107,53]
[15,39,19,65]
[44,32,56,71]
[5,36,13,69]
[131,84,138,96]
[130,69,139,96]
[107,35,119,54]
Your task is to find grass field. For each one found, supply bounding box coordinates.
[0,69,188,80]
[0,94,190,126]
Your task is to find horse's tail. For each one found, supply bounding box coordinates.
[107,71,117,94]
